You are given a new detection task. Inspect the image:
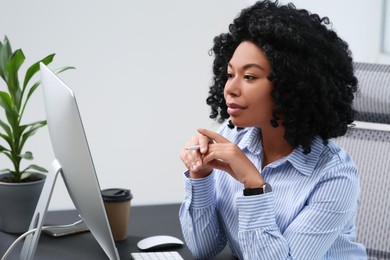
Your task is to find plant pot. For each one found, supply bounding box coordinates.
[0,173,46,233]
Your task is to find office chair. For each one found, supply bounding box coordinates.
[333,62,390,259]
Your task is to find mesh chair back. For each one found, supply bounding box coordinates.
[333,62,390,259]
[353,62,390,124]
[335,124,390,259]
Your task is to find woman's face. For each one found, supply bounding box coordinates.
[224,41,274,128]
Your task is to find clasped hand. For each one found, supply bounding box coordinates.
[180,128,264,188]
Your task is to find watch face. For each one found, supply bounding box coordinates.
[264,183,272,193]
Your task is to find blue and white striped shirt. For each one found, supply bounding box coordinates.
[179,122,367,259]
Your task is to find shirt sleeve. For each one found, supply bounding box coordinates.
[236,192,289,259]
[236,161,362,260]
[179,171,227,259]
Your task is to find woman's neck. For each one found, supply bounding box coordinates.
[260,124,294,168]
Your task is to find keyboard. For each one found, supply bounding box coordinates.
[131,251,184,260]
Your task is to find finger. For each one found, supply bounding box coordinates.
[197,128,230,144]
[198,134,211,154]
[208,159,231,173]
[180,147,192,170]
[181,145,203,171]
[201,150,218,165]
[201,143,235,165]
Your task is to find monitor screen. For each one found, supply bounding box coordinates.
[34,63,119,259]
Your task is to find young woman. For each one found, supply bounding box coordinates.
[179,1,367,259]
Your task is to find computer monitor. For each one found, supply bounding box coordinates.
[21,63,119,259]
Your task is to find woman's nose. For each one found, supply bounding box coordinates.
[225,77,240,97]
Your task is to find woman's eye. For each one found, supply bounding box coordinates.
[244,75,257,81]
[227,73,234,79]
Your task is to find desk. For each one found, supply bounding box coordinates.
[0,203,236,259]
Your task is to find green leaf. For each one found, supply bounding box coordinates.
[20,65,75,120]
[0,132,12,147]
[5,152,13,162]
[0,150,13,161]
[22,120,47,130]
[0,36,13,81]
[23,81,40,111]
[20,151,33,160]
[0,144,10,152]
[6,49,24,77]
[4,111,19,134]
[0,91,19,128]
[0,168,11,174]
[19,122,44,140]
[6,48,24,88]
[5,49,25,111]
[20,172,32,180]
[0,118,12,137]
[19,120,47,149]
[0,91,13,112]
[0,43,4,80]
[54,66,76,74]
[15,124,27,139]
[23,54,55,89]
[22,164,48,173]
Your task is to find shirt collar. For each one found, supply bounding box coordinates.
[236,127,262,155]
[285,136,324,176]
[231,126,324,177]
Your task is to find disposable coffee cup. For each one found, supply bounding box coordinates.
[101,188,133,241]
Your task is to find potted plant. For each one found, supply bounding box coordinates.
[0,36,74,233]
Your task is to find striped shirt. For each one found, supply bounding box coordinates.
[179,122,367,259]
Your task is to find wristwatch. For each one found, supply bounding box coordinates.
[243,182,272,196]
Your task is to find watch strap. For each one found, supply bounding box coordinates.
[243,187,264,196]
[243,183,271,196]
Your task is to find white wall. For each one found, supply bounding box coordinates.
[1,0,388,210]
[276,0,386,64]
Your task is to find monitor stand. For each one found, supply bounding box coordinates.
[20,159,63,260]
[20,159,120,260]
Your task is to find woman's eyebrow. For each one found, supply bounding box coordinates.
[228,63,266,71]
[243,63,266,71]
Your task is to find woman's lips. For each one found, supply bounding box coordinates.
[227,103,245,116]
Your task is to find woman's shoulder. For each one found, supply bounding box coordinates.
[317,138,358,178]
[324,139,354,164]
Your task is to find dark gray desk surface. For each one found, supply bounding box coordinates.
[0,203,237,259]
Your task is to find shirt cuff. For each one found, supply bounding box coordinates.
[236,192,276,231]
[183,170,215,209]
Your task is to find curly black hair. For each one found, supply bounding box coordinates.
[206,0,357,154]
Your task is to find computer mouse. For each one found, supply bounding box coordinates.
[137,235,184,251]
